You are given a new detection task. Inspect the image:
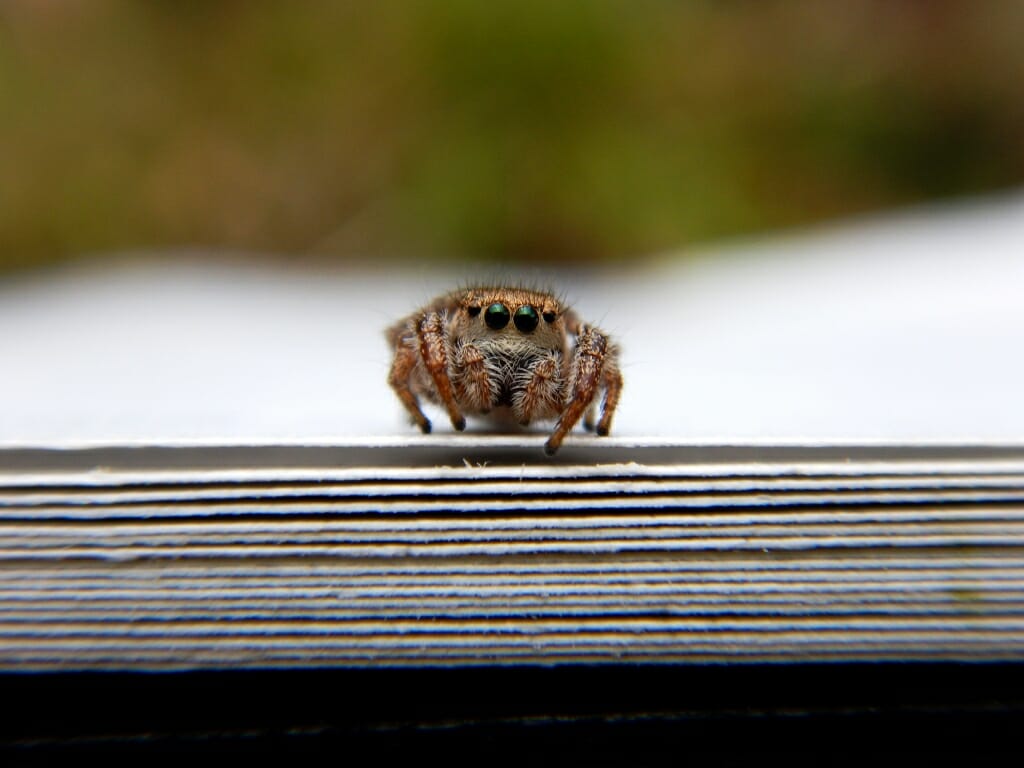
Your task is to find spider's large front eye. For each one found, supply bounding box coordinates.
[514,305,539,333]
[485,302,510,329]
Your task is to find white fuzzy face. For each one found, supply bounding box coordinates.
[450,299,566,355]
[445,288,570,417]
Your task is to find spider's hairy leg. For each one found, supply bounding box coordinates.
[453,341,494,413]
[596,365,623,436]
[513,351,562,427]
[388,336,432,433]
[417,311,467,431]
[544,325,612,455]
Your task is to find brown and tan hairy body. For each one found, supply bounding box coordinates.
[387,285,622,455]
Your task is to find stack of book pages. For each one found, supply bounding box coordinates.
[2,439,1024,669]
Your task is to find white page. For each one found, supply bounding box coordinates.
[1,193,1023,447]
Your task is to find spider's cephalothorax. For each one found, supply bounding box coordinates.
[386,286,622,455]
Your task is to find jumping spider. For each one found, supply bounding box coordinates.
[386,286,622,455]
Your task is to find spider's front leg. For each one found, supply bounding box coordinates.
[544,324,622,455]
[416,311,466,431]
[387,332,432,433]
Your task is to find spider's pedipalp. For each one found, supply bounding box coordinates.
[512,351,562,426]
[452,340,495,413]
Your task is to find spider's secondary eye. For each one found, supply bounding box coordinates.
[467,306,481,317]
[514,305,539,333]
[542,311,556,323]
[485,302,510,329]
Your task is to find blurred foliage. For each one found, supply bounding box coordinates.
[1,0,1023,270]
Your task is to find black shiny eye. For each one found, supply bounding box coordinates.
[467,306,481,317]
[542,311,556,323]
[485,302,510,329]
[514,305,539,333]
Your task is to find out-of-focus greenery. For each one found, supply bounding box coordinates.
[2,1,1023,271]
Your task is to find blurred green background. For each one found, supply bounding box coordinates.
[2,0,1023,273]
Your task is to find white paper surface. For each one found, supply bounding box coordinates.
[2,193,1023,446]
